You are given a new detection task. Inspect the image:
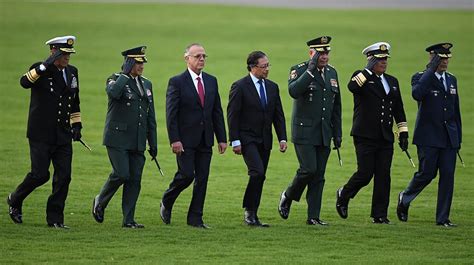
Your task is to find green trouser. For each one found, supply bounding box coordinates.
[286,144,330,219]
[98,147,145,224]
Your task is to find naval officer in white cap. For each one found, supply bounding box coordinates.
[7,35,83,229]
[336,42,409,224]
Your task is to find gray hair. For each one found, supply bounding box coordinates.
[184,43,203,56]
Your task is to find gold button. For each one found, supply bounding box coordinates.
[300,122,303,125]
[127,102,131,106]
[59,103,62,106]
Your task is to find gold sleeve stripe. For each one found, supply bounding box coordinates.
[397,122,408,132]
[351,74,364,87]
[70,112,81,124]
[25,69,40,83]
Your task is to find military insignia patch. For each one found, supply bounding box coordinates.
[380,44,387,51]
[442,43,452,49]
[289,70,297,80]
[330,78,338,87]
[450,88,456,94]
[71,76,78,89]
[67,38,74,45]
[141,46,146,53]
[147,89,152,96]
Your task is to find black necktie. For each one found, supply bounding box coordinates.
[258,79,266,108]
[439,76,446,91]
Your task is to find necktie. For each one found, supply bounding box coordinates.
[258,79,267,108]
[196,76,205,107]
[135,77,144,96]
[439,76,446,91]
[319,69,325,81]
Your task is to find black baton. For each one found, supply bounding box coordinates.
[335,147,342,167]
[404,150,416,168]
[457,151,465,168]
[152,157,164,177]
[79,139,92,151]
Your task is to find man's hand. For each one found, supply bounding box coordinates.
[171,141,184,155]
[71,127,82,141]
[122,57,135,75]
[279,141,287,152]
[148,148,157,159]
[38,50,63,73]
[398,132,409,151]
[307,51,320,74]
[366,56,378,72]
[333,137,342,149]
[426,54,441,72]
[218,142,227,154]
[233,145,242,155]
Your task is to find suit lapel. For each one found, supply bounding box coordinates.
[184,70,202,107]
[263,79,272,108]
[370,75,387,98]
[246,75,263,109]
[202,73,212,109]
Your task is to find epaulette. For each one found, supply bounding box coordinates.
[446,71,455,77]
[418,71,424,74]
[114,73,120,76]
[141,75,149,81]
[328,63,335,68]
[296,62,307,68]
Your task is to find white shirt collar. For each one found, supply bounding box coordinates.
[188,67,202,80]
[434,71,446,80]
[249,73,262,85]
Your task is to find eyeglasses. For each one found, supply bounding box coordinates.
[189,54,208,59]
[255,64,271,69]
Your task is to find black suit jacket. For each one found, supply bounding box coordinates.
[20,62,81,145]
[227,75,287,150]
[166,70,227,148]
[348,70,407,143]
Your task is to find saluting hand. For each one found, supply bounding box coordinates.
[122,57,135,75]
[426,54,441,72]
[365,56,378,72]
[39,50,63,73]
[307,51,320,74]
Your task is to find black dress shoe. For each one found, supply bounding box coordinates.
[278,191,292,220]
[436,220,457,228]
[92,195,104,223]
[244,210,257,226]
[336,187,349,219]
[188,223,210,229]
[160,201,171,225]
[7,194,22,224]
[397,191,409,222]
[123,222,145,228]
[48,223,70,229]
[372,217,391,224]
[307,218,328,226]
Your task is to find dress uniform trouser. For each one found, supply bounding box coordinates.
[241,142,270,211]
[401,146,456,223]
[10,139,72,224]
[285,144,331,219]
[98,146,145,224]
[162,134,212,225]
[342,137,393,218]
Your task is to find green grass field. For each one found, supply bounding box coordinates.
[0,1,473,264]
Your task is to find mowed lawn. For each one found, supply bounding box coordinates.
[0,1,473,264]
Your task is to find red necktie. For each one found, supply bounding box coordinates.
[196,76,205,107]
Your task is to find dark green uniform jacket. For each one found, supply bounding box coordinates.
[103,73,157,151]
[288,61,342,146]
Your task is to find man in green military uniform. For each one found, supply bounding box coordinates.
[92,46,158,228]
[278,36,342,225]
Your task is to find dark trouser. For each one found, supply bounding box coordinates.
[97,147,145,224]
[241,142,271,211]
[401,146,456,223]
[162,140,212,225]
[342,137,393,218]
[9,139,72,224]
[285,144,331,219]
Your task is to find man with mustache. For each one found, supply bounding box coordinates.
[336,42,409,224]
[397,43,461,228]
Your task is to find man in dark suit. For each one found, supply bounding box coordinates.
[7,36,82,229]
[278,36,342,226]
[397,43,461,227]
[336,42,409,224]
[227,51,287,227]
[92,46,157,228]
[161,43,227,228]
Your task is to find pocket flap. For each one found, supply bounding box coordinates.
[293,117,313,127]
[109,121,127,131]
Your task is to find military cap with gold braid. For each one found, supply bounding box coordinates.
[426,42,453,58]
[362,42,390,58]
[45,35,76,53]
[122,46,147,63]
[307,36,331,52]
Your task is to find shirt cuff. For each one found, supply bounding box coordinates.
[231,140,241,147]
[279,140,287,143]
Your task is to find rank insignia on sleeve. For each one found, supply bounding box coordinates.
[289,70,297,80]
[330,78,338,87]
